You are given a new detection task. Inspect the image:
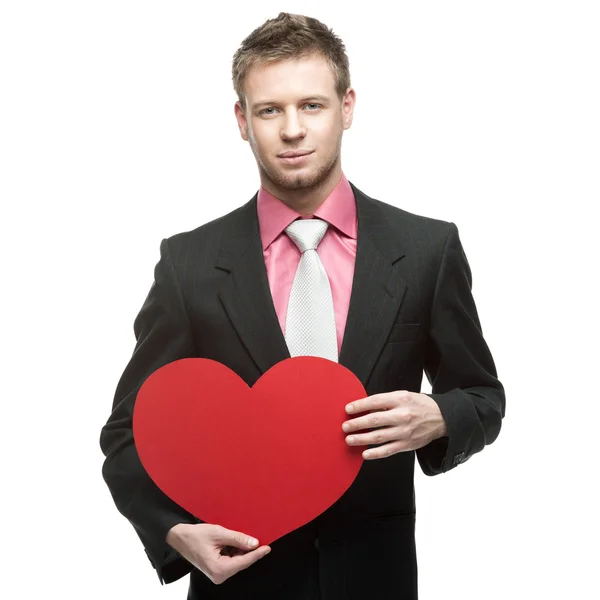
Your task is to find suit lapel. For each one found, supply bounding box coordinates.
[339,183,407,385]
[215,182,408,386]
[215,196,291,375]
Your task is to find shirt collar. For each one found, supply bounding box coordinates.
[257,172,357,251]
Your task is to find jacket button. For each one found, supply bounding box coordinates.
[314,538,320,550]
[453,451,465,466]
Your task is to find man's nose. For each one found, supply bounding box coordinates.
[281,111,307,140]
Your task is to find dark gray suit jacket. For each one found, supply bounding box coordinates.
[99,182,505,599]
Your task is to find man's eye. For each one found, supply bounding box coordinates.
[260,103,322,116]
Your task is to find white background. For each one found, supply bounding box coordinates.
[1,1,599,598]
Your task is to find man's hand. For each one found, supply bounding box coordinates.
[342,391,448,459]
[166,523,271,585]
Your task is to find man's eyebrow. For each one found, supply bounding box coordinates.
[251,95,331,110]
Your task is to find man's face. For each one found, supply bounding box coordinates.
[235,53,355,195]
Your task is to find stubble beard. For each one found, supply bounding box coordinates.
[250,133,342,194]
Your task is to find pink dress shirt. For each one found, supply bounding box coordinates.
[256,173,358,354]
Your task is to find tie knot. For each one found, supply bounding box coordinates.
[285,218,329,253]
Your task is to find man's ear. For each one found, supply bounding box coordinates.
[234,101,249,141]
[342,88,356,131]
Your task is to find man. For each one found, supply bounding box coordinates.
[100,12,505,600]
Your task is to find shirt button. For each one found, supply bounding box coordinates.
[314,538,320,550]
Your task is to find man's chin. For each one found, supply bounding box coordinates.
[272,170,321,190]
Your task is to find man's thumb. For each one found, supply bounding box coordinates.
[215,526,259,550]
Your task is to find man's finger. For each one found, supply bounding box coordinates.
[345,425,404,447]
[214,526,260,551]
[362,440,410,459]
[345,392,399,415]
[342,409,397,433]
[219,546,272,576]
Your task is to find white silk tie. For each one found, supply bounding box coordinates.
[284,218,338,362]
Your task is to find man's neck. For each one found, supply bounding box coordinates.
[261,169,343,216]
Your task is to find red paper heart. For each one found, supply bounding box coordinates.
[133,356,366,546]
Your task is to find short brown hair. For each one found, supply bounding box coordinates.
[232,12,351,110]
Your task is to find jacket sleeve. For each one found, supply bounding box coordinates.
[416,222,505,475]
[99,238,200,584]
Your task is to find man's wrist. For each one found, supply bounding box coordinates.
[421,392,448,441]
[166,522,192,548]
[437,420,448,439]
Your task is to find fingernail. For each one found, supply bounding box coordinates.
[249,538,258,547]
[346,404,354,413]
[342,423,350,432]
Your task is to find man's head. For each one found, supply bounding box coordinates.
[232,13,355,206]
